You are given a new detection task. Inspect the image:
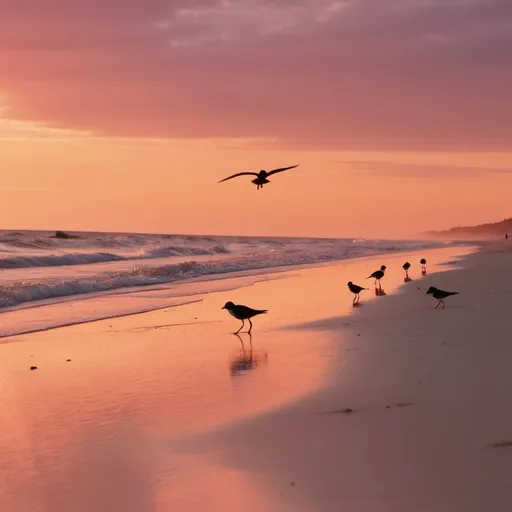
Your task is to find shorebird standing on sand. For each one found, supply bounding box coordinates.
[420,258,427,275]
[218,165,299,190]
[402,261,411,279]
[367,265,386,289]
[347,281,367,304]
[221,301,268,334]
[426,286,459,309]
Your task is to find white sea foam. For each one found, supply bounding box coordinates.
[0,229,451,337]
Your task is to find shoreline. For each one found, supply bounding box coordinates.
[0,243,473,340]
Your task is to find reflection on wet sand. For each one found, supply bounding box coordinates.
[229,334,268,378]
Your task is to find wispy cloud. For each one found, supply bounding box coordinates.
[159,1,352,47]
[0,106,91,140]
[336,160,512,179]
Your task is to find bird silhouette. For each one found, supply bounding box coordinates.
[222,301,268,333]
[402,261,411,279]
[367,265,387,288]
[347,281,367,304]
[218,165,299,190]
[420,258,427,275]
[426,286,459,309]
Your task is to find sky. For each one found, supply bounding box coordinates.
[0,0,511,238]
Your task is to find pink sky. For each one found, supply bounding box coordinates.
[0,0,511,238]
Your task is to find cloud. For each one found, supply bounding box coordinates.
[0,106,92,140]
[336,159,512,179]
[0,0,511,150]
[161,1,352,47]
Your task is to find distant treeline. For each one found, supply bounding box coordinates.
[424,218,512,240]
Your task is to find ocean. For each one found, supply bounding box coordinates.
[0,230,445,337]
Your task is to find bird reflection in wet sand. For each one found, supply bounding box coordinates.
[229,333,268,378]
[218,165,299,190]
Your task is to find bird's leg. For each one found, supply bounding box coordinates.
[441,300,445,309]
[356,293,360,303]
[352,294,356,304]
[248,318,253,333]
[235,320,244,334]
[435,300,441,309]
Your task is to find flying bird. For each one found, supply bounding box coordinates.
[367,265,387,287]
[347,281,367,304]
[420,258,427,274]
[218,165,299,190]
[426,286,459,309]
[221,301,268,334]
[402,261,411,279]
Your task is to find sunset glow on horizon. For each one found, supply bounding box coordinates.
[1,0,511,238]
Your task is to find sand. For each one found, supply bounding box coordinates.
[2,244,512,511]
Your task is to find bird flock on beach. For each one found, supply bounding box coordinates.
[218,166,459,334]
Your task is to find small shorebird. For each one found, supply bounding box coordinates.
[367,265,386,288]
[426,286,459,309]
[420,258,427,275]
[347,281,367,304]
[218,165,299,190]
[402,261,411,279]
[221,301,268,333]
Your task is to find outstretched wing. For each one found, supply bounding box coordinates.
[218,172,258,183]
[266,164,299,177]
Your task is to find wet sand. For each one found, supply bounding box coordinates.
[0,244,494,511]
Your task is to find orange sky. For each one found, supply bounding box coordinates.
[1,0,511,238]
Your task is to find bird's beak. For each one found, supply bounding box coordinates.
[221,306,226,309]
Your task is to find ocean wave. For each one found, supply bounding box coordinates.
[140,244,229,258]
[0,252,126,269]
[0,241,441,309]
[0,244,230,269]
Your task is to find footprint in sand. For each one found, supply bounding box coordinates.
[320,408,354,415]
[386,402,417,409]
[492,441,512,449]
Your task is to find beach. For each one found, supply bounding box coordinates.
[2,243,512,511]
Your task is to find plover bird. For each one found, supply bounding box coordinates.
[367,265,387,288]
[221,301,268,333]
[218,165,299,190]
[420,258,427,274]
[402,261,411,279]
[347,281,367,304]
[426,286,459,309]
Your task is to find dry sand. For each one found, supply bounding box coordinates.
[3,244,512,511]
